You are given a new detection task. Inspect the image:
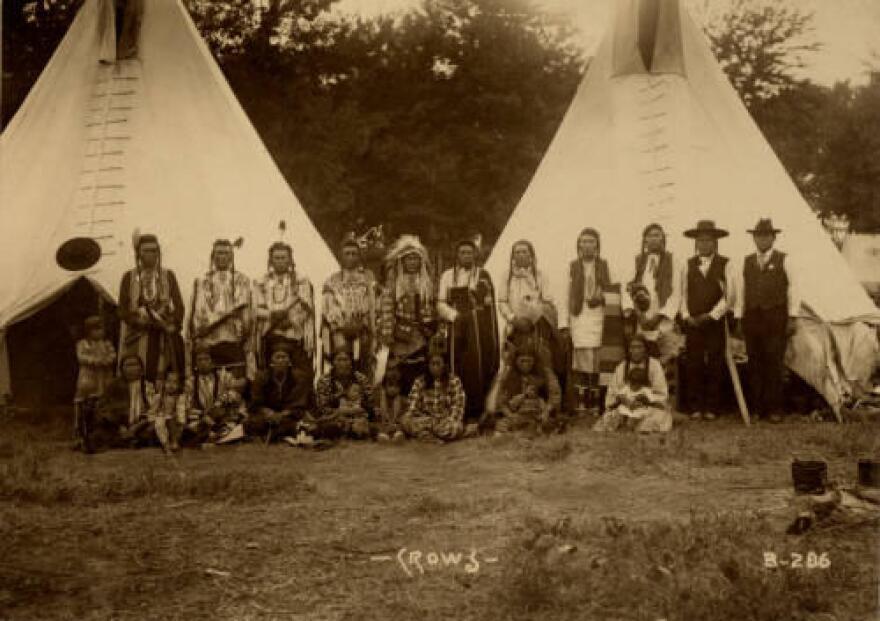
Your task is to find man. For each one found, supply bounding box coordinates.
[560,228,619,413]
[734,218,800,423]
[377,235,436,393]
[245,343,317,443]
[253,242,316,375]
[321,233,379,376]
[436,238,500,427]
[622,223,682,365]
[118,233,185,384]
[190,239,252,376]
[679,220,738,421]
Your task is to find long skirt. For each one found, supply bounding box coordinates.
[449,309,500,422]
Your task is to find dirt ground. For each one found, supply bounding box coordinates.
[1,415,879,620]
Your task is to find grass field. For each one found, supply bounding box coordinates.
[2,412,879,621]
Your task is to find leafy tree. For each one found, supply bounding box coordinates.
[701,0,821,107]
[2,0,83,128]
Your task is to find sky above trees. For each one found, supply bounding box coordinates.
[336,0,880,86]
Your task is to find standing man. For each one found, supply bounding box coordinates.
[436,238,500,427]
[679,220,738,421]
[190,239,252,375]
[734,219,800,423]
[253,242,316,375]
[622,223,682,365]
[118,233,185,384]
[560,228,619,413]
[377,235,437,393]
[321,233,379,376]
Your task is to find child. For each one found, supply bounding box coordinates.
[149,370,185,452]
[73,316,116,450]
[374,368,407,442]
[614,365,654,425]
[338,383,366,416]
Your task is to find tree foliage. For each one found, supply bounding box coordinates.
[702,0,822,107]
[3,0,878,252]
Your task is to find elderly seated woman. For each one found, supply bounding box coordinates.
[594,334,672,433]
[490,341,563,435]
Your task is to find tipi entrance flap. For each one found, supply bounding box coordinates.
[613,0,686,77]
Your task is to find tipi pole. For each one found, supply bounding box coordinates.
[724,321,750,426]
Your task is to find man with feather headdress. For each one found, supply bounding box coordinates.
[118,232,185,384]
[378,235,437,393]
[189,239,253,376]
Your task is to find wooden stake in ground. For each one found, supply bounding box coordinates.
[724,320,750,426]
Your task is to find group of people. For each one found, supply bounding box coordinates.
[72,216,801,452]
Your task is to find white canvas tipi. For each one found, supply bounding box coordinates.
[485,0,879,411]
[0,0,339,396]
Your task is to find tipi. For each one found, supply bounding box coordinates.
[485,0,880,412]
[0,0,339,399]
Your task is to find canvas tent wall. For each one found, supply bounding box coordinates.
[842,234,880,305]
[484,0,880,412]
[0,0,339,399]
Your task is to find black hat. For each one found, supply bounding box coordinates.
[747,218,781,235]
[683,220,728,239]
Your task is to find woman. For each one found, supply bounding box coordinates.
[594,334,672,433]
[314,347,374,440]
[497,240,564,377]
[90,353,158,450]
[491,342,563,434]
[377,235,436,393]
[401,345,467,442]
[560,228,619,413]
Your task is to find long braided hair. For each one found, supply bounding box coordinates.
[507,239,539,290]
[209,239,237,302]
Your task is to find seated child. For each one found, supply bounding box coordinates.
[498,377,553,434]
[149,370,185,452]
[613,365,653,428]
[73,316,117,451]
[374,368,407,442]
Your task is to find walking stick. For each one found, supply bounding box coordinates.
[724,320,750,426]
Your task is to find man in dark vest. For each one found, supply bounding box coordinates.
[734,219,800,423]
[679,220,738,421]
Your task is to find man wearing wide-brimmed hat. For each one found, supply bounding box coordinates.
[734,218,800,424]
[679,220,738,421]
